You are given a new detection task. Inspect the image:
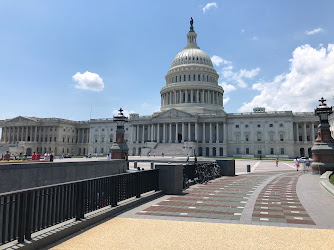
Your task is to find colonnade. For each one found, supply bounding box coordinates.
[294,122,316,142]
[161,89,223,106]
[131,122,227,144]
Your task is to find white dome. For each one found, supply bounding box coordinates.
[171,48,213,68]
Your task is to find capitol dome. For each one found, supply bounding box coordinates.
[160,18,225,114]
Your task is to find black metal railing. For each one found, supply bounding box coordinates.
[0,169,159,246]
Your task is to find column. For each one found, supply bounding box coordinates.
[195,123,198,142]
[191,90,193,103]
[185,90,188,103]
[169,123,172,143]
[223,123,227,143]
[163,124,166,143]
[216,123,219,143]
[203,123,206,143]
[34,126,37,142]
[303,122,307,142]
[151,125,154,141]
[202,90,205,103]
[21,126,24,141]
[209,123,212,143]
[142,125,145,142]
[157,124,160,143]
[2,127,6,142]
[311,122,315,141]
[136,125,139,143]
[175,123,179,143]
[296,123,299,142]
[196,90,199,103]
[25,126,28,141]
[169,92,172,105]
[188,123,191,141]
[181,123,185,143]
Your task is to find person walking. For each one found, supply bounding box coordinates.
[294,157,300,171]
[49,151,54,162]
[275,158,278,167]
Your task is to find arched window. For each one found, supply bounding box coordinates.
[193,92,196,102]
[188,74,191,81]
[188,92,191,103]
[199,92,201,102]
[183,92,186,103]
[202,75,205,81]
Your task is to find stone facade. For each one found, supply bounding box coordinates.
[0,21,324,158]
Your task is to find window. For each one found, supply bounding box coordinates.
[236,148,240,154]
[184,75,186,81]
[50,137,52,142]
[236,135,240,141]
[110,128,113,131]
[110,135,113,142]
[236,125,239,128]
[102,128,105,132]
[95,137,98,143]
[67,138,69,143]
[63,137,65,142]
[54,137,56,142]
[72,138,73,143]
[246,148,249,154]
[281,148,285,154]
[198,74,200,81]
[269,124,273,127]
[257,132,262,141]
[280,134,284,141]
[193,74,195,81]
[188,74,191,81]
[270,134,274,141]
[175,76,177,82]
[101,148,104,153]
[270,148,274,154]
[257,124,261,128]
[245,135,249,141]
[102,137,104,142]
[94,148,97,153]
[280,124,283,128]
[245,124,248,128]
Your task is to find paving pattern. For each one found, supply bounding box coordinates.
[138,173,274,220]
[252,172,315,225]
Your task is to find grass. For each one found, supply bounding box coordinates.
[330,174,334,186]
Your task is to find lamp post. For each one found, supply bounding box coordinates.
[110,108,129,159]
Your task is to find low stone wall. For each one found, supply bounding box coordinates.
[0,160,127,193]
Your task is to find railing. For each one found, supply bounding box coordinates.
[0,169,159,246]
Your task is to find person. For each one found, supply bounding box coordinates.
[96,153,98,158]
[162,152,164,157]
[186,155,189,164]
[142,168,145,171]
[275,158,278,167]
[137,167,141,171]
[32,152,37,160]
[24,152,27,160]
[4,150,10,161]
[305,157,311,171]
[49,151,54,162]
[294,157,300,171]
[37,153,41,160]
[19,152,23,160]
[107,153,111,160]
[44,152,49,161]
[194,155,198,164]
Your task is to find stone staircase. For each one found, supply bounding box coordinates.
[149,143,186,157]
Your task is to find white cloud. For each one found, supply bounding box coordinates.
[211,55,232,67]
[203,2,217,14]
[238,44,334,112]
[221,66,260,88]
[223,97,230,105]
[220,82,236,93]
[241,29,245,33]
[305,27,324,35]
[251,36,259,41]
[72,71,104,92]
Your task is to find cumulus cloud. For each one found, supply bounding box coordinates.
[221,65,260,88]
[211,55,232,67]
[223,97,230,105]
[203,2,217,14]
[72,71,104,92]
[238,44,334,112]
[220,82,236,93]
[305,27,324,35]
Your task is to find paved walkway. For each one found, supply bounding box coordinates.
[49,160,334,249]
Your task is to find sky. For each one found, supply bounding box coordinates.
[1,0,334,124]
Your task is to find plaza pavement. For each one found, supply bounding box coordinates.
[48,159,334,249]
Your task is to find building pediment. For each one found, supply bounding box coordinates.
[153,109,194,119]
[5,116,38,123]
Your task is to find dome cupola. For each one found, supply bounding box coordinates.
[160,18,225,114]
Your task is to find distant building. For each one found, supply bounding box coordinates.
[0,20,326,158]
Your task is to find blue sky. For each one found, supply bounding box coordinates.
[1,0,334,122]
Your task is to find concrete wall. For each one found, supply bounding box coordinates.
[0,160,127,193]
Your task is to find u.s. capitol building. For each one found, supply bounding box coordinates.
[0,20,326,159]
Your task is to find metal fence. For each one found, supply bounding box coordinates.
[0,169,159,246]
